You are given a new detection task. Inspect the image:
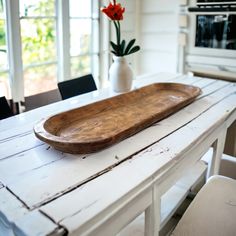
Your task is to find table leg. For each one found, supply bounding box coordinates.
[224,120,236,157]
[208,130,227,178]
[145,184,160,236]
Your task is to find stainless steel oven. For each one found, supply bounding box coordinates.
[187,0,236,58]
[182,0,236,81]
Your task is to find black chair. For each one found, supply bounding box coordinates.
[0,96,14,120]
[58,74,97,100]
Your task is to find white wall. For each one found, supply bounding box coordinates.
[139,0,179,75]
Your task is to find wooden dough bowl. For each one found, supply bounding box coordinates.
[34,83,201,154]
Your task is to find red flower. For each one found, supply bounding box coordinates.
[101,1,140,56]
[101,1,125,21]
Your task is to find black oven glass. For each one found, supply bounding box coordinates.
[195,14,236,50]
[197,0,236,2]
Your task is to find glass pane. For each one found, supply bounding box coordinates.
[195,14,236,50]
[70,19,91,56]
[70,0,91,18]
[0,19,7,70]
[0,72,11,99]
[0,0,4,19]
[21,19,56,65]
[20,0,55,17]
[71,56,91,78]
[24,64,57,96]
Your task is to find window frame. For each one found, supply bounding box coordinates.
[1,0,103,105]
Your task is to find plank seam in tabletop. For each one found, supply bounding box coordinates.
[39,208,69,235]
[197,81,230,99]
[5,186,31,210]
[0,130,32,143]
[4,83,236,210]
[0,143,45,162]
[0,187,66,236]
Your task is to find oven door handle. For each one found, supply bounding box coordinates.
[188,6,236,12]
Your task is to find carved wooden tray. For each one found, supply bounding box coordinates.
[34,83,201,154]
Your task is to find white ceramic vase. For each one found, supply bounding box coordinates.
[109,56,133,93]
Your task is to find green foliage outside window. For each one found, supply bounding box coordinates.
[0,0,5,47]
[21,0,56,65]
[0,20,5,48]
[21,19,56,64]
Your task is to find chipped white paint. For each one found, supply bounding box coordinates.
[0,188,61,236]
[0,73,235,235]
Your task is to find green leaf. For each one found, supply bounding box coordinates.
[124,39,136,55]
[120,40,126,55]
[111,50,118,56]
[127,45,140,55]
[110,41,119,53]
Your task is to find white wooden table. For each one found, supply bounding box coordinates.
[0,73,235,236]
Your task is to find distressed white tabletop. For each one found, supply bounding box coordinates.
[0,72,235,236]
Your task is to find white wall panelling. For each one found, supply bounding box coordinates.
[142,0,179,12]
[139,0,179,74]
[140,52,177,73]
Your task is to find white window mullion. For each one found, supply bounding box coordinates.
[99,0,110,88]
[91,0,94,80]
[5,0,24,103]
[91,0,99,86]
[56,0,70,82]
[134,0,141,76]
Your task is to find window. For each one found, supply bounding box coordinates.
[1,0,101,102]
[20,0,57,96]
[69,0,99,82]
[0,0,10,98]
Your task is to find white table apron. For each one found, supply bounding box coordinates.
[0,73,235,236]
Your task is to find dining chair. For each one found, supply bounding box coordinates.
[0,96,14,120]
[171,175,236,236]
[57,74,97,100]
[24,89,61,111]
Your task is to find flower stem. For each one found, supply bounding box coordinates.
[113,21,121,55]
[117,21,121,45]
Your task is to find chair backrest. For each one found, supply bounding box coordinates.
[58,74,97,100]
[0,96,14,120]
[24,89,61,111]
